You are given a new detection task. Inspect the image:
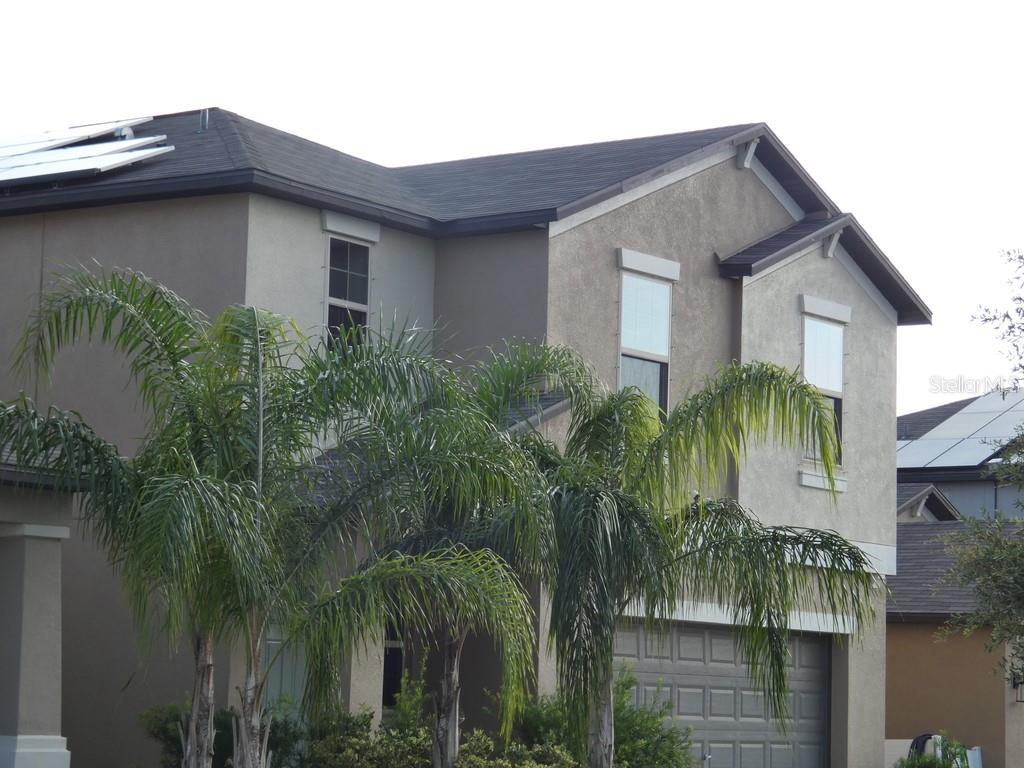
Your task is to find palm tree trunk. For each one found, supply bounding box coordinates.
[184,632,216,768]
[433,629,467,768]
[235,628,269,768]
[587,669,615,768]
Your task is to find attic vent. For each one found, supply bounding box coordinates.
[0,117,174,189]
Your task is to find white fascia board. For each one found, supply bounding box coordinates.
[549,147,737,237]
[750,156,805,221]
[618,248,680,282]
[800,294,852,324]
[321,210,381,243]
[623,600,857,635]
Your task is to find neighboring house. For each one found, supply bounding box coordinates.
[886,522,1024,768]
[0,108,929,768]
[896,483,961,523]
[898,390,1024,517]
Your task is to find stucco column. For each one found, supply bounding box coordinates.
[831,585,886,768]
[341,637,384,723]
[533,584,558,697]
[0,490,73,768]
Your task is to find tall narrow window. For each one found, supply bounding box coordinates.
[620,272,671,411]
[381,624,403,708]
[803,316,844,456]
[327,238,370,337]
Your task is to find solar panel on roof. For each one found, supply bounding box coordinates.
[0,116,173,189]
[971,410,1024,439]
[0,117,151,152]
[0,146,174,187]
[959,389,1024,413]
[896,438,962,468]
[0,136,166,171]
[921,410,1006,440]
[926,437,1002,467]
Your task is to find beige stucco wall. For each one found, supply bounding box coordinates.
[245,194,436,336]
[0,196,250,767]
[433,231,548,360]
[542,158,899,767]
[887,623,1007,768]
[831,587,887,768]
[736,244,898,547]
[546,158,794,396]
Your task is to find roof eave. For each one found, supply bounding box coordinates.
[717,214,852,278]
[841,215,932,326]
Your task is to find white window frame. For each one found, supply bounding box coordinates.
[618,269,673,410]
[324,234,372,330]
[802,316,845,399]
[800,297,850,474]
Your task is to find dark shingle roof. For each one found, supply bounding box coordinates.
[887,522,978,620]
[0,109,756,229]
[0,108,931,324]
[718,214,851,276]
[897,396,979,441]
[396,125,755,222]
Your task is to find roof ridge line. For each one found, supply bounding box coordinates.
[393,123,762,171]
[215,109,265,172]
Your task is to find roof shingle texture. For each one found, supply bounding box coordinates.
[8,109,756,223]
[887,522,979,620]
[723,215,848,269]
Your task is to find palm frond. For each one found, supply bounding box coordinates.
[0,394,128,494]
[14,267,207,416]
[647,362,840,509]
[669,497,875,724]
[469,342,598,427]
[297,547,535,738]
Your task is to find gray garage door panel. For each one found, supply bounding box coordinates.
[614,622,829,768]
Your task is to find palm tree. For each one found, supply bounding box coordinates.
[0,268,536,768]
[528,368,876,768]
[360,342,594,768]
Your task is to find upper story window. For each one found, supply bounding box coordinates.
[620,272,671,411]
[327,237,370,336]
[803,317,844,396]
[802,304,847,461]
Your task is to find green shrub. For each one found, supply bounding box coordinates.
[389,670,431,734]
[142,667,691,768]
[306,708,432,768]
[612,669,693,768]
[510,668,692,768]
[512,694,571,749]
[893,732,970,768]
[457,729,580,767]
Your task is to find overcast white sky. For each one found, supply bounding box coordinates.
[6,0,1022,415]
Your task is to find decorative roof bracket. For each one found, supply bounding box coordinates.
[736,137,760,170]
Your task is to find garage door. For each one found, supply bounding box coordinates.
[614,622,829,768]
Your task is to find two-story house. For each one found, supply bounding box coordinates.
[0,109,929,768]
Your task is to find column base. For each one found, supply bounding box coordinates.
[0,735,70,768]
